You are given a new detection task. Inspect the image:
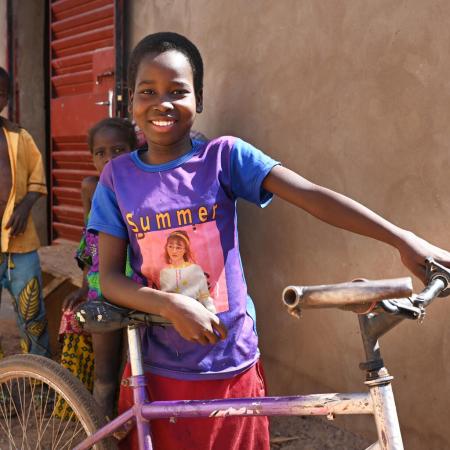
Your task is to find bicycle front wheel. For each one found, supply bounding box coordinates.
[0,354,114,450]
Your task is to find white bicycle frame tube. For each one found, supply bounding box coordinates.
[368,379,404,450]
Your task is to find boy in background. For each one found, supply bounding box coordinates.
[0,67,50,359]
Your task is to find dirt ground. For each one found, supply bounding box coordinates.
[0,292,370,450]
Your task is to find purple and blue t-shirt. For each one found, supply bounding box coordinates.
[88,136,279,380]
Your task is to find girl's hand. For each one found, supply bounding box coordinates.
[62,287,88,311]
[163,293,227,345]
[396,231,450,283]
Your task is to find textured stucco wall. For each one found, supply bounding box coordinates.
[13,0,47,245]
[0,0,7,117]
[129,2,450,448]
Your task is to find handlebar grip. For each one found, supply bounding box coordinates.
[282,277,413,310]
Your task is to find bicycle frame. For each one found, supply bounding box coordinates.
[74,319,404,450]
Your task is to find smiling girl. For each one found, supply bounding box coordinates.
[88,33,450,449]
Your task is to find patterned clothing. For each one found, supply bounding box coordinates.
[0,251,50,358]
[59,225,134,336]
[60,333,94,391]
[55,333,94,418]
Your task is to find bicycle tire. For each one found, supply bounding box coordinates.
[0,354,116,450]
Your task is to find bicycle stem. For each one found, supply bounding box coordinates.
[358,275,446,376]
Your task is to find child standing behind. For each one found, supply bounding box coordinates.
[60,117,137,418]
[89,33,450,449]
[0,67,50,360]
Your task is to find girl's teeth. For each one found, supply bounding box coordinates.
[153,120,174,126]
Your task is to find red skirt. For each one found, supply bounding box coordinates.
[118,361,270,450]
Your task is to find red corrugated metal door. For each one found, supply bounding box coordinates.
[49,0,125,242]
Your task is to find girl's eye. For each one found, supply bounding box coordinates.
[141,89,156,95]
[114,147,125,154]
[172,90,187,96]
[95,151,104,157]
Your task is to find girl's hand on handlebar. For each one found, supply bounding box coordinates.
[397,231,450,283]
[163,293,227,345]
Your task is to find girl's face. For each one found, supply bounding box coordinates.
[130,50,202,156]
[166,238,187,264]
[91,127,131,173]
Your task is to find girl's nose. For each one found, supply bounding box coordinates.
[153,96,174,112]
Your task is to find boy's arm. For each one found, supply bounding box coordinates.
[6,131,47,236]
[262,165,450,282]
[99,232,227,345]
[5,192,42,236]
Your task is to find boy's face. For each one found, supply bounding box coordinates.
[129,50,202,148]
[0,78,9,114]
[91,127,131,173]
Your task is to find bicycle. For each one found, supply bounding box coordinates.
[1,257,449,450]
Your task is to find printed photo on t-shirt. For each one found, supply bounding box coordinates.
[136,222,229,313]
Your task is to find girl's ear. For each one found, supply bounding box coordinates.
[196,89,203,113]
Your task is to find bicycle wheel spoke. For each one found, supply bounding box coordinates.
[0,380,19,450]
[15,376,31,450]
[32,381,45,449]
[53,409,83,450]
[0,383,18,450]
[59,421,88,450]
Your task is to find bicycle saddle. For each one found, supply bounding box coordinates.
[75,298,169,333]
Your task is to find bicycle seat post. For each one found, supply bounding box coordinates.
[126,325,153,450]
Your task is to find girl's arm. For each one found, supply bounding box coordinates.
[98,232,227,345]
[62,266,89,310]
[263,165,450,281]
[61,176,100,311]
[81,176,99,220]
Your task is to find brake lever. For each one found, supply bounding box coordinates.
[380,298,423,320]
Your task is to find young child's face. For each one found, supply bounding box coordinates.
[0,78,9,114]
[167,238,187,263]
[91,127,131,173]
[130,50,200,148]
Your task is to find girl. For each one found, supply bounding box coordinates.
[159,230,216,313]
[88,33,450,449]
[60,117,137,418]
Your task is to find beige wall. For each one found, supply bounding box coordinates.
[12,0,47,245]
[129,1,450,448]
[0,0,7,117]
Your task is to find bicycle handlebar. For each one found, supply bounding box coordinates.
[282,277,413,310]
[282,258,450,320]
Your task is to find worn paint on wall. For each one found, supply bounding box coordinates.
[0,0,7,117]
[129,1,450,448]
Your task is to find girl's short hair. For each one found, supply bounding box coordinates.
[87,117,137,152]
[128,32,203,96]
